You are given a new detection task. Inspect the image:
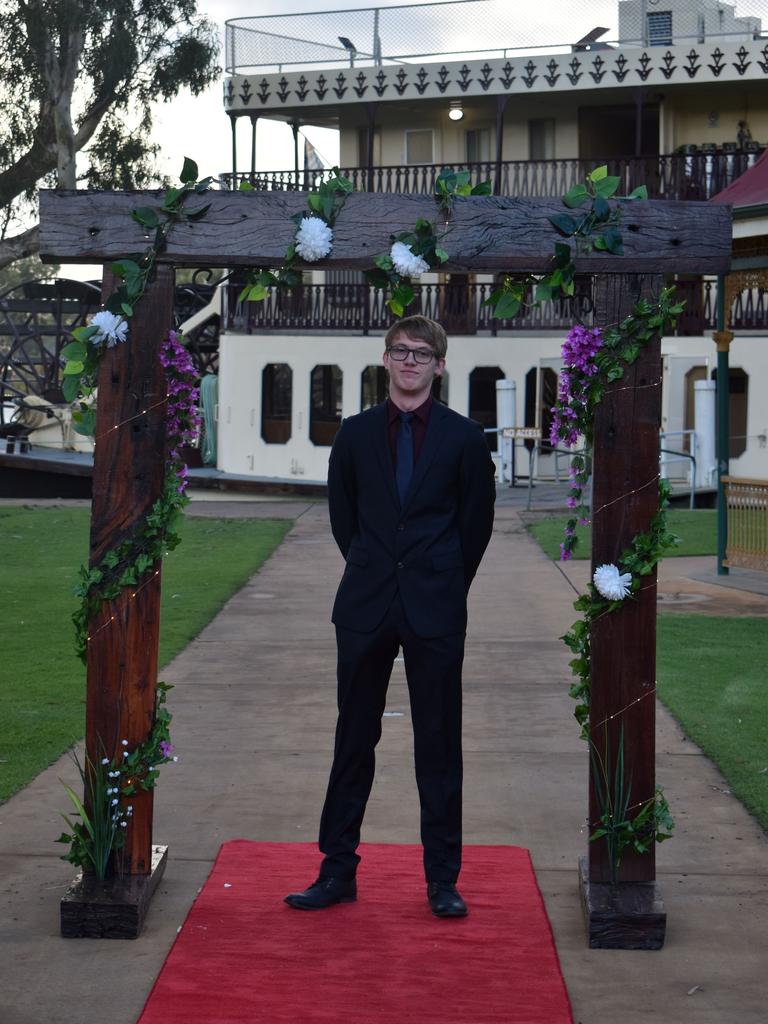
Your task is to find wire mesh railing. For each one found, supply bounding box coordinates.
[225,0,768,73]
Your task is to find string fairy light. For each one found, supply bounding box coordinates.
[591,472,660,518]
[85,570,162,645]
[588,686,657,733]
[4,393,172,451]
[585,791,660,832]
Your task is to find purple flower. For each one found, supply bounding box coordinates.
[159,740,175,758]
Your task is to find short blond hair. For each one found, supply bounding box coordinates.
[385,315,447,359]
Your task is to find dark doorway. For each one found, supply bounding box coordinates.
[469,366,505,451]
[578,103,660,161]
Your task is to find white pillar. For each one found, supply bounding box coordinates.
[495,379,516,484]
[694,379,716,488]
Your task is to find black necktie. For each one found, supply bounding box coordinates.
[396,411,414,505]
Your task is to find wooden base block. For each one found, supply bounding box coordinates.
[578,856,666,950]
[60,845,168,939]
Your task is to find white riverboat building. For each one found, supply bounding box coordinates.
[209,0,768,493]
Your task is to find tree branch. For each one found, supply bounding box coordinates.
[0,102,56,208]
[0,225,41,271]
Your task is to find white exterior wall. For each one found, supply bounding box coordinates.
[217,330,768,485]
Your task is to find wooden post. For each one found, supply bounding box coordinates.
[580,272,667,949]
[61,266,174,938]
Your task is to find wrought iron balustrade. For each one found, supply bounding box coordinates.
[225,280,593,334]
[223,276,768,336]
[223,148,764,202]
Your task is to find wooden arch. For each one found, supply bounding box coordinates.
[40,190,731,942]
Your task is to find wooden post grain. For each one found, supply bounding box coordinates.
[589,272,663,886]
[85,265,174,875]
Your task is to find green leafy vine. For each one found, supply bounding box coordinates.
[61,158,212,435]
[562,478,679,736]
[590,725,675,887]
[484,165,648,320]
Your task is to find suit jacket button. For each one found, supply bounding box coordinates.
[396,561,404,569]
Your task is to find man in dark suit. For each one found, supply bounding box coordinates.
[285,315,495,917]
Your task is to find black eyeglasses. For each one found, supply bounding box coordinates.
[387,345,436,364]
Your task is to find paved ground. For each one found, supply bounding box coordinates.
[1,493,767,1024]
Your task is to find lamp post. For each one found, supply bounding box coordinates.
[338,36,357,68]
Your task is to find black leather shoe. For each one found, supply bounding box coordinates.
[284,876,357,910]
[427,882,468,917]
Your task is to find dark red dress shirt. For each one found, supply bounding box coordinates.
[387,396,433,467]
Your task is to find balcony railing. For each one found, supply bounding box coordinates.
[226,281,595,334]
[224,148,764,202]
[225,278,768,336]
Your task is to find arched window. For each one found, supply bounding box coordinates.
[469,366,504,451]
[432,371,449,405]
[361,366,387,410]
[525,366,558,454]
[711,367,749,459]
[261,364,292,444]
[310,365,343,446]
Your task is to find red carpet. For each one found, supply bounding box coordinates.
[138,842,573,1024]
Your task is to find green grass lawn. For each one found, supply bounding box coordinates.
[657,615,768,831]
[0,507,292,802]
[528,509,717,560]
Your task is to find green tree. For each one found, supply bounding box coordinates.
[0,0,219,270]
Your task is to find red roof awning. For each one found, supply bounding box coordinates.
[709,149,768,208]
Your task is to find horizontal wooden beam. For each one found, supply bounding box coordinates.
[39,189,732,274]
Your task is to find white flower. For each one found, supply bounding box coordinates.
[101,757,109,765]
[90,310,128,348]
[593,563,633,601]
[294,216,333,262]
[390,241,430,277]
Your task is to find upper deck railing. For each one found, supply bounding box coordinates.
[223,148,764,202]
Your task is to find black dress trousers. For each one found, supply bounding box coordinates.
[318,592,465,883]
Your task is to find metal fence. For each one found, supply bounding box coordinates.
[722,476,768,571]
[225,0,768,73]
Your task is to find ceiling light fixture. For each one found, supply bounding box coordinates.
[448,101,464,121]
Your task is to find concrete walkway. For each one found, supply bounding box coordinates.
[2,497,767,1024]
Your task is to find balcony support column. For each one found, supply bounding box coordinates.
[494,96,509,196]
[229,113,237,187]
[366,102,379,192]
[250,116,259,184]
[634,88,645,158]
[714,275,733,575]
[291,120,300,189]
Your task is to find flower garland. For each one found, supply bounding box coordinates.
[364,168,491,316]
[238,168,353,303]
[72,330,200,661]
[550,288,684,560]
[238,167,491,318]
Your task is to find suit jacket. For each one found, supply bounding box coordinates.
[328,400,496,637]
